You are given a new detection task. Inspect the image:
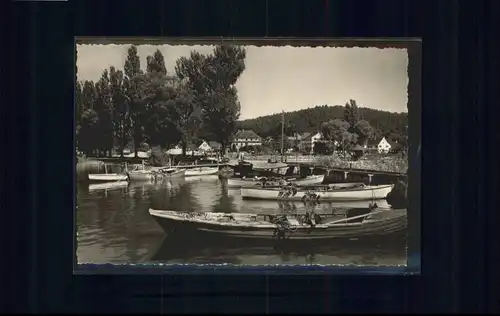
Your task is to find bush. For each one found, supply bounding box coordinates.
[139,142,150,152]
[147,146,170,167]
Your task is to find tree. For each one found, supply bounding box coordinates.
[321,119,349,144]
[146,49,167,75]
[78,81,99,155]
[141,51,180,149]
[109,66,129,157]
[164,77,201,155]
[94,70,114,156]
[343,99,361,130]
[175,45,246,154]
[75,81,83,148]
[124,45,146,157]
[353,119,374,146]
[141,73,176,148]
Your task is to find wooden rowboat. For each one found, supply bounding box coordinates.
[184,167,219,177]
[240,184,394,202]
[128,168,185,181]
[88,181,129,191]
[88,173,128,182]
[227,174,325,188]
[88,163,129,182]
[149,207,407,240]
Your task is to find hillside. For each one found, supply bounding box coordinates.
[236,105,408,142]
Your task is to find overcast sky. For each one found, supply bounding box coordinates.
[77,44,408,120]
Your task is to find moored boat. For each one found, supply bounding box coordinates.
[149,207,407,240]
[88,173,129,182]
[88,181,129,191]
[128,165,185,181]
[240,184,394,201]
[87,163,129,182]
[227,174,325,188]
[184,167,220,177]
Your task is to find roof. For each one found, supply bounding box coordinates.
[234,129,262,140]
[387,139,400,148]
[301,132,313,140]
[208,141,222,149]
[351,144,365,151]
[186,143,198,150]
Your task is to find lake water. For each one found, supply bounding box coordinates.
[76,176,407,265]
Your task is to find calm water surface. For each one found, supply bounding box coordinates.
[77,176,407,265]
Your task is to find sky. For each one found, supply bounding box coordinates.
[77,44,408,120]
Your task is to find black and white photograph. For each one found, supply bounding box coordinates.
[76,40,410,266]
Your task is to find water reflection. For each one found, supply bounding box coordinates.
[77,176,406,265]
[150,233,407,265]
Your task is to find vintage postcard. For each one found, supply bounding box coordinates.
[76,39,412,266]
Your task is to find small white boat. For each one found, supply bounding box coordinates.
[184,175,219,183]
[88,163,128,182]
[127,161,186,181]
[129,168,186,181]
[240,184,394,202]
[88,181,129,191]
[149,207,407,240]
[227,174,325,188]
[184,167,219,177]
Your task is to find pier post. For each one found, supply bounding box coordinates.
[368,174,374,185]
[343,171,349,181]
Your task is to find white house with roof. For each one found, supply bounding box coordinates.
[198,140,212,152]
[301,132,340,153]
[376,137,397,153]
[231,129,262,150]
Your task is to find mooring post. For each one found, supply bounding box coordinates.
[368,174,374,185]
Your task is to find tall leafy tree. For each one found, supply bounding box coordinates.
[94,70,114,156]
[78,81,99,155]
[353,119,374,146]
[75,81,83,148]
[175,45,246,153]
[343,99,361,129]
[141,51,179,148]
[320,118,359,153]
[109,66,129,157]
[146,49,167,75]
[164,77,200,155]
[123,45,145,157]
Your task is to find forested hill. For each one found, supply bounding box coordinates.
[236,105,408,141]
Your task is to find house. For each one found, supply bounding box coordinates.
[373,137,399,154]
[286,132,305,148]
[208,141,222,151]
[364,139,380,152]
[301,132,327,153]
[198,140,212,152]
[231,129,262,151]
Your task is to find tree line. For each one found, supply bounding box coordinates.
[76,45,246,157]
[236,100,408,152]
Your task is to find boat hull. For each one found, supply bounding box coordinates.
[88,181,129,191]
[128,168,185,181]
[227,174,325,188]
[240,184,394,201]
[88,173,129,182]
[149,208,407,240]
[184,167,220,177]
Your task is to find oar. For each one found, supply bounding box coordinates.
[327,209,388,225]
